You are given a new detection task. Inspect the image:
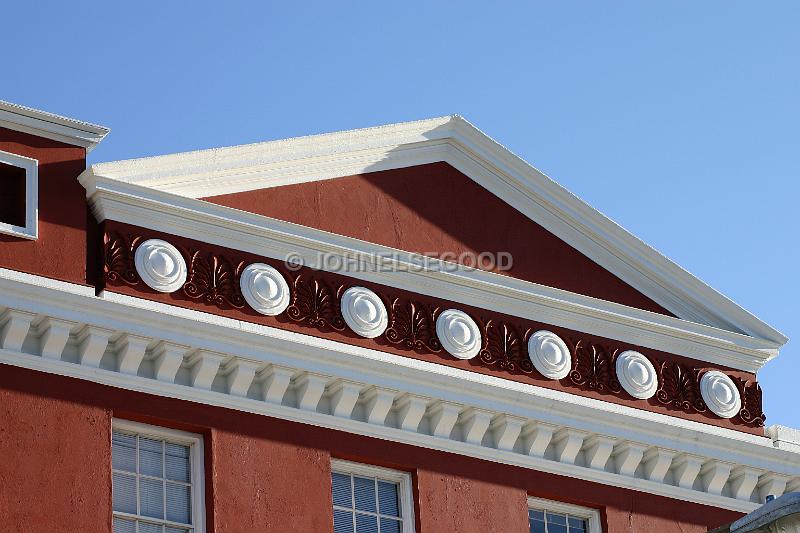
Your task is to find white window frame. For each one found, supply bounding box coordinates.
[331,458,416,533]
[112,419,206,533]
[527,496,602,532]
[0,150,37,240]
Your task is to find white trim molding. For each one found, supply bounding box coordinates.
[79,114,786,348]
[112,419,205,533]
[80,175,780,373]
[0,267,798,514]
[0,100,109,152]
[0,150,38,239]
[331,459,415,533]
[527,496,603,533]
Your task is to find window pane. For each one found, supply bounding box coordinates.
[140,477,165,519]
[139,522,163,533]
[113,517,136,533]
[334,509,355,533]
[377,481,400,517]
[140,438,164,478]
[546,517,568,533]
[353,476,377,513]
[165,527,190,533]
[112,432,137,473]
[380,517,402,533]
[568,516,588,532]
[165,443,191,483]
[332,472,353,508]
[355,513,379,533]
[529,516,546,533]
[112,472,137,514]
[529,509,545,521]
[166,482,192,524]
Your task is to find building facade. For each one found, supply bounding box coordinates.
[0,101,797,533]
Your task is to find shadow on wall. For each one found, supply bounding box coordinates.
[203,125,673,315]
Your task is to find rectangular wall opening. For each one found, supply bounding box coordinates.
[0,161,27,228]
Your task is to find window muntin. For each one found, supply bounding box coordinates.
[529,509,588,533]
[0,150,37,239]
[528,497,601,533]
[331,459,415,533]
[112,420,204,533]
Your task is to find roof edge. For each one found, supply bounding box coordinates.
[0,100,110,152]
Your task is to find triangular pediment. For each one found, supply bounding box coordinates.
[84,115,787,346]
[203,161,672,315]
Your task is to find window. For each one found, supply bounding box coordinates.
[112,420,205,533]
[528,497,601,533]
[0,150,37,239]
[331,459,415,533]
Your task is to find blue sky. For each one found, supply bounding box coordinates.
[3,2,798,427]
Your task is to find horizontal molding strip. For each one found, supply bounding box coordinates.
[82,173,777,372]
[0,268,798,514]
[0,100,109,152]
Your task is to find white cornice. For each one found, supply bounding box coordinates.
[0,267,797,513]
[80,175,778,372]
[81,115,786,347]
[0,100,109,152]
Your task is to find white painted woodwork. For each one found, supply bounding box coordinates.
[37,317,73,360]
[115,334,151,375]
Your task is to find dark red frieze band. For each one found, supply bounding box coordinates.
[100,222,766,432]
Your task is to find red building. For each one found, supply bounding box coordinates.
[0,100,797,533]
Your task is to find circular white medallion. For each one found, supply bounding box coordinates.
[700,371,741,419]
[615,350,658,400]
[239,263,291,316]
[134,239,187,293]
[340,287,388,338]
[435,309,481,360]
[528,330,571,380]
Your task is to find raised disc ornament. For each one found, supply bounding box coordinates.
[134,239,187,293]
[615,350,658,400]
[528,330,571,380]
[436,309,481,360]
[239,263,290,316]
[700,371,741,419]
[340,287,388,338]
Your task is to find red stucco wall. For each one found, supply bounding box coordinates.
[0,128,89,286]
[0,365,742,533]
[204,162,673,316]
[415,470,530,532]
[209,428,333,532]
[0,375,112,533]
